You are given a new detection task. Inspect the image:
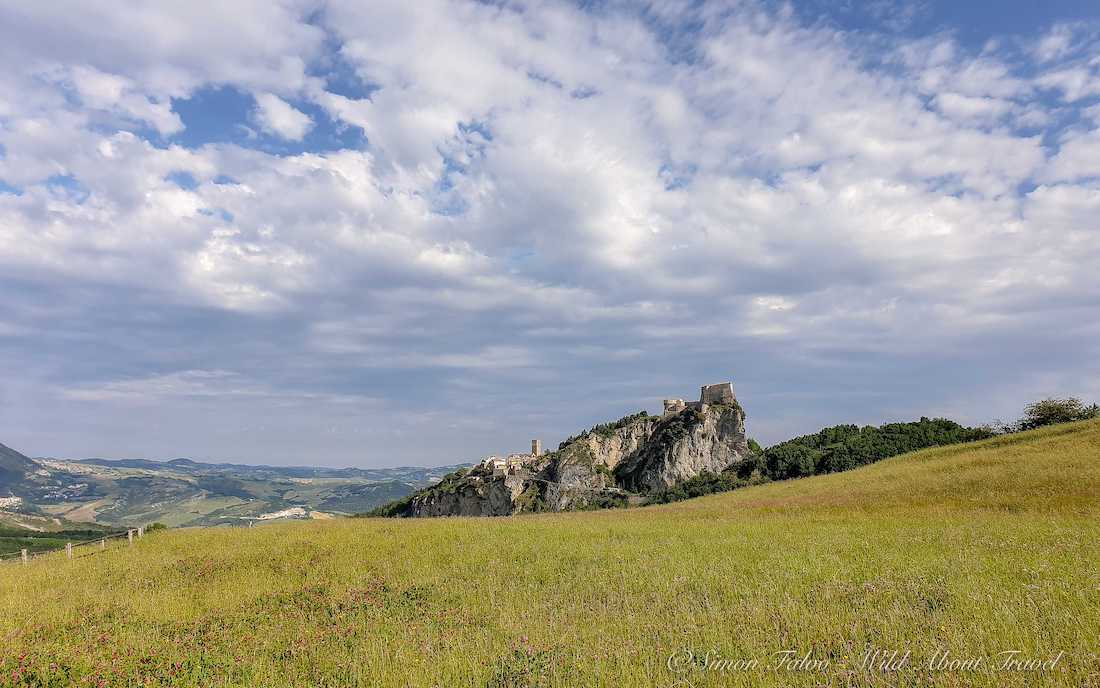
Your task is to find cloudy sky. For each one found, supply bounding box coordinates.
[1,1,1098,467]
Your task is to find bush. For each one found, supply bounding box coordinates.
[735,451,766,480]
[1017,398,1099,431]
[144,522,168,532]
[647,469,769,505]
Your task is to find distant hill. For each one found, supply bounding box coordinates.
[0,443,469,528]
[0,442,37,487]
[73,456,465,482]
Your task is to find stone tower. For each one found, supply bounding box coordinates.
[700,382,736,405]
[531,439,542,456]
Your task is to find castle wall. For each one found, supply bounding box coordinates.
[700,382,736,405]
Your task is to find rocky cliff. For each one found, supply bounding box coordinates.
[384,396,749,518]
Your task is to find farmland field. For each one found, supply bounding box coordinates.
[0,420,1097,687]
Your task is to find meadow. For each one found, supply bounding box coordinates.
[0,420,1097,687]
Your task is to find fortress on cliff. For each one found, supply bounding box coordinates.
[479,382,741,476]
[662,381,737,416]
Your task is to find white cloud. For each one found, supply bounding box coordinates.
[0,2,325,97]
[1034,24,1077,63]
[933,92,1012,122]
[1,1,1099,462]
[251,92,314,140]
[1036,67,1100,101]
[65,65,183,135]
[1042,128,1100,182]
[61,369,379,406]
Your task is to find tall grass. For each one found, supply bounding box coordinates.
[0,420,1097,687]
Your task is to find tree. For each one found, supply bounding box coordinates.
[1018,398,1099,430]
[765,444,818,480]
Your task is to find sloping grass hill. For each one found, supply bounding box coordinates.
[0,421,1097,687]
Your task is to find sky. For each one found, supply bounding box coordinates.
[0,0,1098,467]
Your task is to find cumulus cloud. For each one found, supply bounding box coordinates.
[251,92,314,140]
[0,0,1098,465]
[1042,128,1100,182]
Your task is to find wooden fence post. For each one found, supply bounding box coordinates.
[137,526,144,538]
[20,549,27,566]
[66,543,73,559]
[101,538,106,551]
[127,529,134,546]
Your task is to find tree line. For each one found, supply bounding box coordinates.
[649,397,1097,505]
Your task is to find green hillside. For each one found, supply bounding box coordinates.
[0,447,468,528]
[0,420,1096,687]
[0,442,37,486]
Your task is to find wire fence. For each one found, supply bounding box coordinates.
[0,527,146,566]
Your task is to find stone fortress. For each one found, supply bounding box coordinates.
[663,381,738,415]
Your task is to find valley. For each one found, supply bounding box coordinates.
[0,443,466,529]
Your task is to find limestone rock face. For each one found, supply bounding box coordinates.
[405,473,529,517]
[613,404,748,492]
[577,416,658,470]
[395,393,749,517]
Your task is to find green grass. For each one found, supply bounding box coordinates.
[1,420,1097,687]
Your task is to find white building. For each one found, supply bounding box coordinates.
[480,440,542,475]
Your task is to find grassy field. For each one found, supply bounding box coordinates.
[0,421,1097,687]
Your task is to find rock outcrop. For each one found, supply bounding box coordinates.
[401,471,529,517]
[614,403,747,492]
[387,383,750,517]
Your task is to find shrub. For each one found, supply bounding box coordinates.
[647,470,769,505]
[1017,397,1099,431]
[735,451,766,480]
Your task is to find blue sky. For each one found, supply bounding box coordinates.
[0,0,1098,466]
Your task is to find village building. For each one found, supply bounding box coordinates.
[481,439,542,476]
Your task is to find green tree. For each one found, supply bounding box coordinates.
[1018,398,1099,430]
[765,444,818,480]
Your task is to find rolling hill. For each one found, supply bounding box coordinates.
[0,442,468,528]
[0,420,1096,686]
[0,443,37,486]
